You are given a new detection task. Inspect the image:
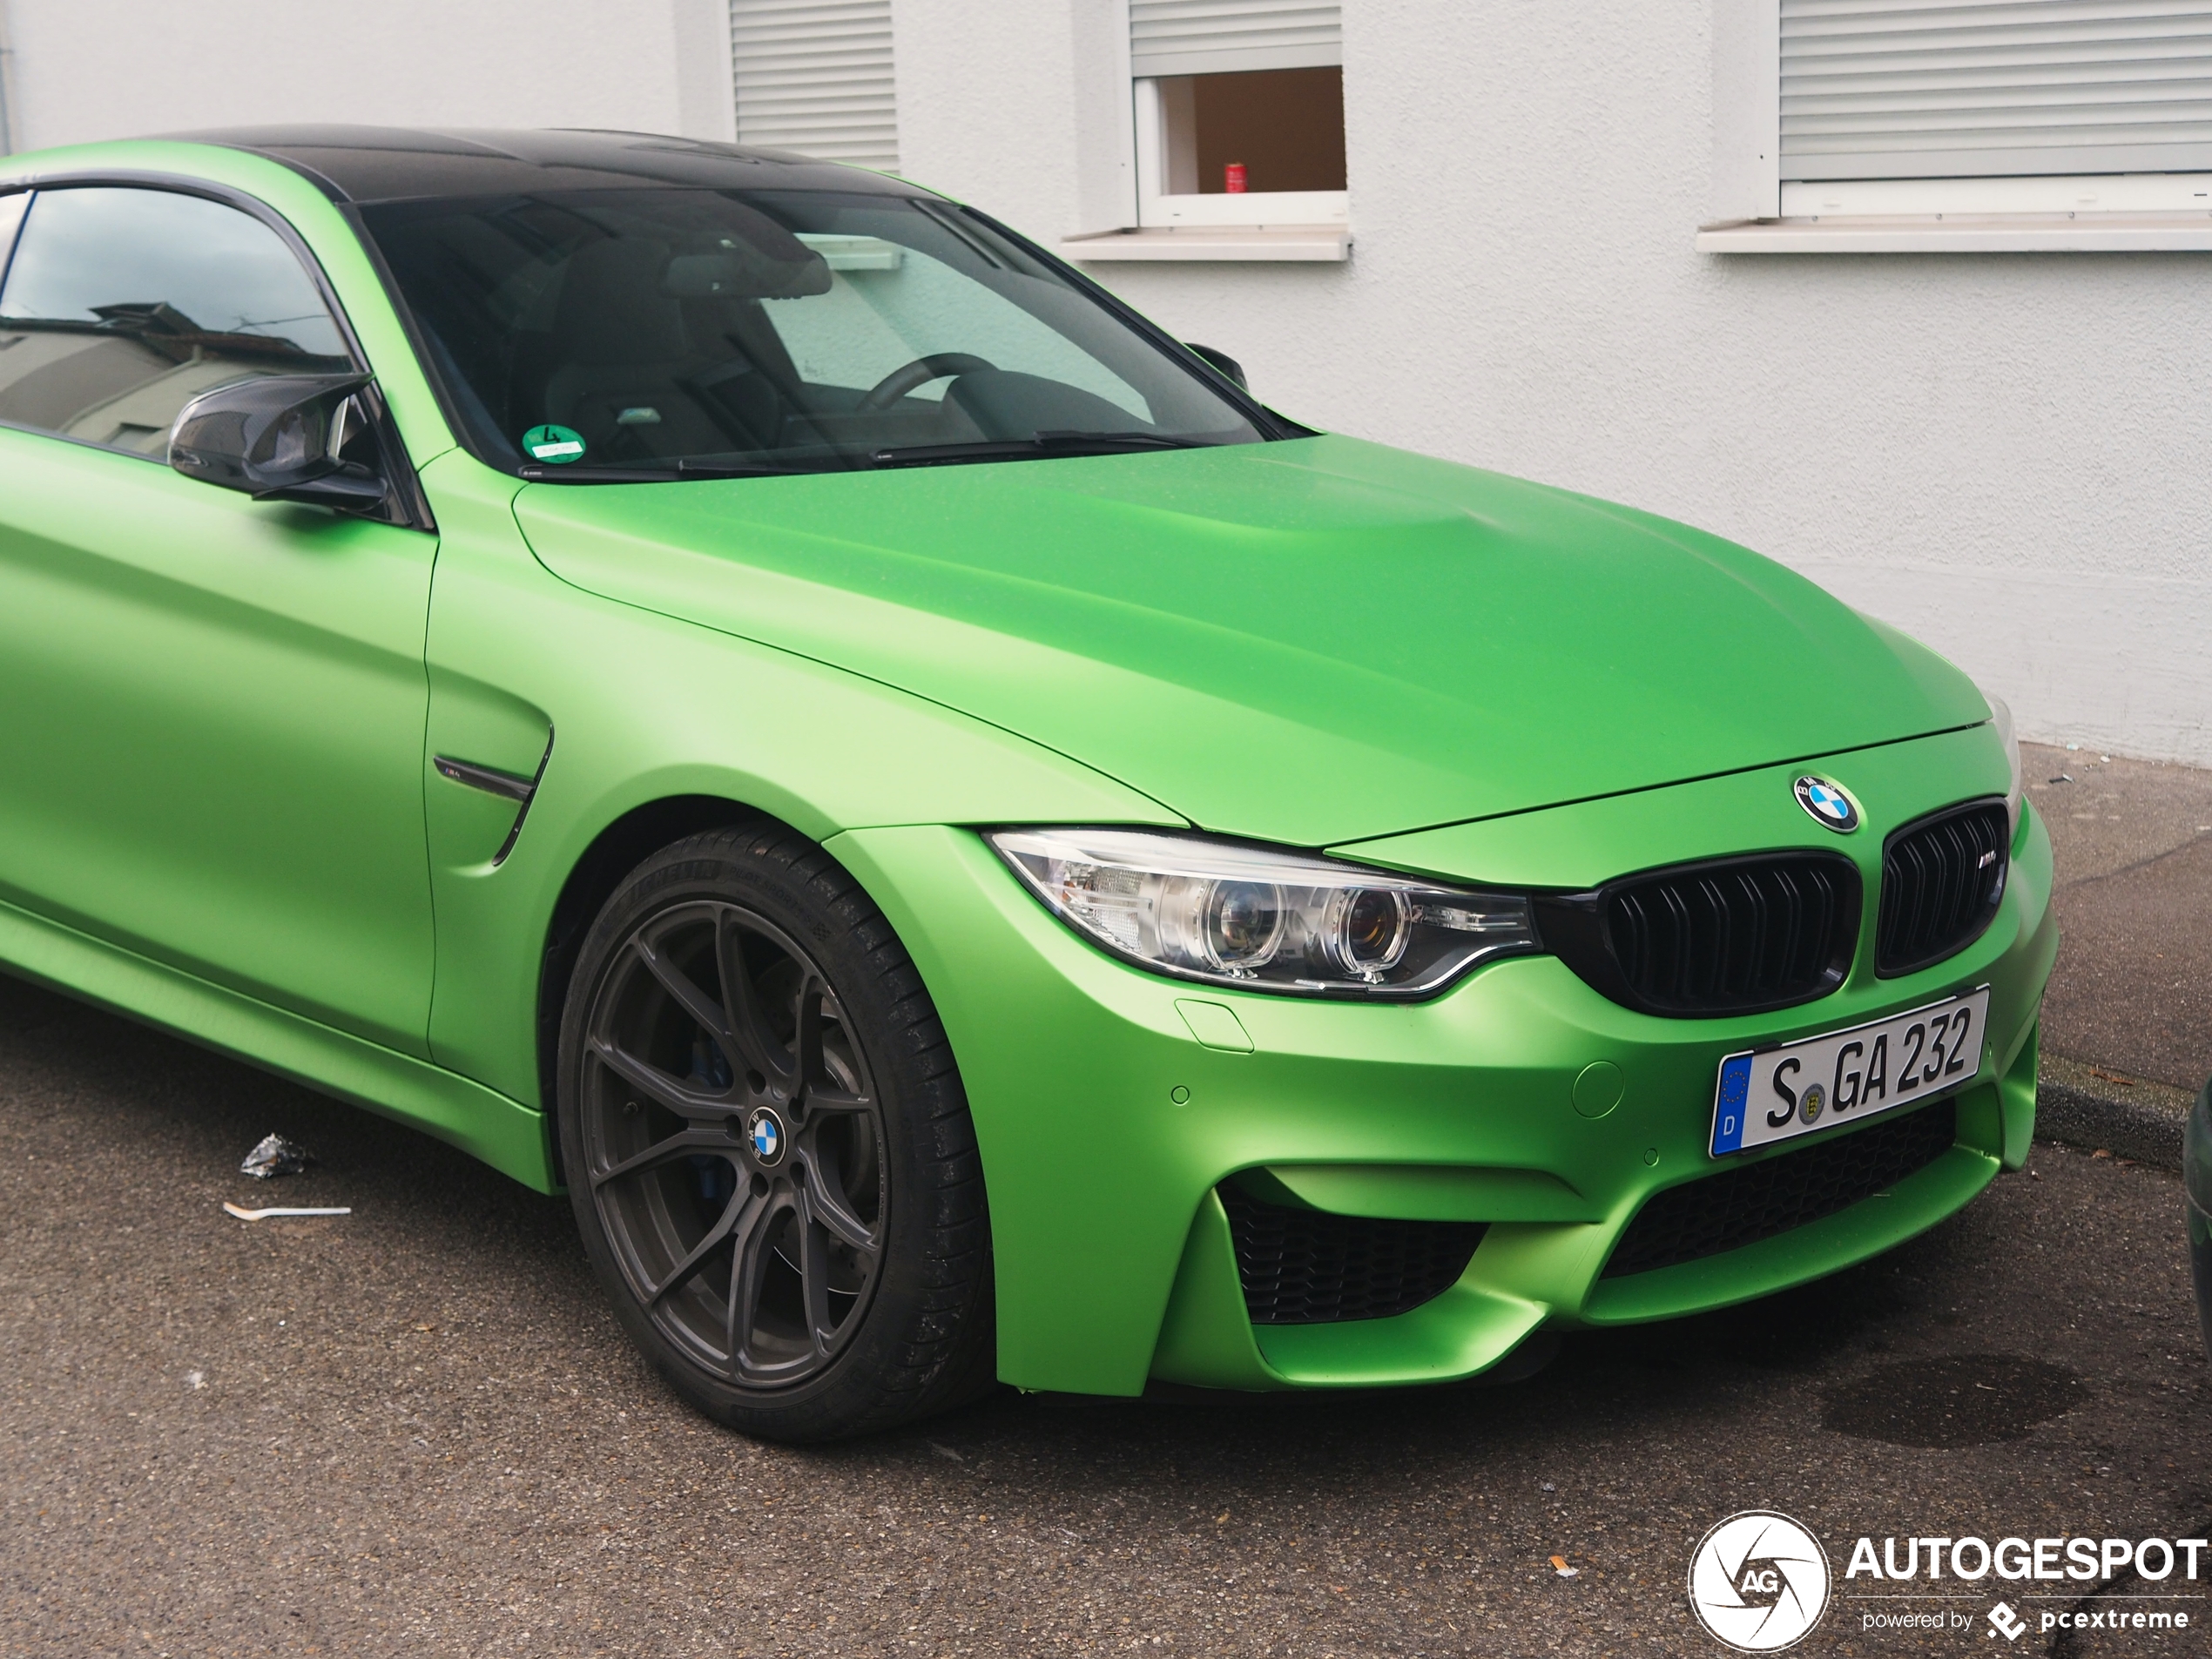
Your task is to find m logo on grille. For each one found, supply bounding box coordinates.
[1793,775,1860,833]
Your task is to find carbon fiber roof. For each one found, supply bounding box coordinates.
[156,125,914,204]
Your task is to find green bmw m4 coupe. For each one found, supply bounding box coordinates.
[0,128,2054,1440]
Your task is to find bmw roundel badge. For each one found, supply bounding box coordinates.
[748,1106,786,1166]
[1793,775,1860,833]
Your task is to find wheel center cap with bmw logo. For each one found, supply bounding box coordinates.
[747,1106,786,1167]
[1793,775,1859,833]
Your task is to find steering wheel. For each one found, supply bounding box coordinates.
[856,352,995,413]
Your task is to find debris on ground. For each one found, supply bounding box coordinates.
[222,1202,351,1221]
[239,1134,314,1179]
[1550,1554,1580,1578]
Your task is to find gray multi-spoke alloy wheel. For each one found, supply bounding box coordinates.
[557,824,994,1441]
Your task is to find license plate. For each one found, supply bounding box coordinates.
[1709,987,1991,1157]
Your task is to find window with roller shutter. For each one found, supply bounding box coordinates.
[728,0,899,172]
[1712,0,2212,235]
[1782,0,2212,184]
[1128,1,1349,230]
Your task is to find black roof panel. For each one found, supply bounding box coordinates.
[158,125,921,204]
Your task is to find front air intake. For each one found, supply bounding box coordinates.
[1537,851,1861,1018]
[1876,799,2009,977]
[1217,1183,1483,1325]
[1602,1099,1959,1278]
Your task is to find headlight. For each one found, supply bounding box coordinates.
[1987,694,2023,841]
[988,827,1539,999]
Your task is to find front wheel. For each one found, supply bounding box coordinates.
[557,825,993,1441]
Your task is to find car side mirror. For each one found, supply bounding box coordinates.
[170,373,389,511]
[1184,342,1247,390]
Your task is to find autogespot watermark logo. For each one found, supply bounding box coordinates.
[1691,1515,2210,1647]
[1689,1511,1833,1651]
[1844,1532,2206,1641]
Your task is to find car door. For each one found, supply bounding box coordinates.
[0,183,438,1056]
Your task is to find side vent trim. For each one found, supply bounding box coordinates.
[433,754,536,803]
[434,729,555,867]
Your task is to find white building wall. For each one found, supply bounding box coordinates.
[2,0,2203,764]
[0,0,735,149]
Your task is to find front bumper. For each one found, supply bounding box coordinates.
[831,729,2057,1397]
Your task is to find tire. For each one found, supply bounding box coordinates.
[556,823,995,1442]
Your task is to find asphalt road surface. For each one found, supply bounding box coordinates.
[2027,741,2212,1091]
[2,747,2209,1656]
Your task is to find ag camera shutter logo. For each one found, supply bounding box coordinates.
[1689,1511,1832,1651]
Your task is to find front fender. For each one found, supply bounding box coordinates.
[416,448,1181,1130]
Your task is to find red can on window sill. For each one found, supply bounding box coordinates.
[1224,162,1247,194]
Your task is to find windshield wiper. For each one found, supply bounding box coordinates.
[867,431,1204,469]
[517,433,1203,482]
[517,458,814,483]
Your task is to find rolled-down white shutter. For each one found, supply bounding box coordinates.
[1782,0,2212,180]
[1130,0,1342,79]
[729,0,898,170]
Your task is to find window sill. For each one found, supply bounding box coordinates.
[1698,214,2212,253]
[1057,226,1350,262]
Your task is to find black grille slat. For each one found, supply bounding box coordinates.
[1892,838,1928,959]
[1747,871,1777,987]
[1217,1184,1484,1325]
[1602,1100,1959,1279]
[1877,800,2008,977]
[1539,852,1861,1018]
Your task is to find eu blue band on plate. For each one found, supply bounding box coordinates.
[1710,1053,1753,1156]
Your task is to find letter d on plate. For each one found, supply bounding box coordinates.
[1710,1054,1753,1154]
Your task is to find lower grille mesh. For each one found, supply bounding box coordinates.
[1218,1183,1485,1325]
[1602,1100,1959,1279]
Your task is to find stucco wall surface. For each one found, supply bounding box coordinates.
[2,0,2202,762]
[0,0,735,148]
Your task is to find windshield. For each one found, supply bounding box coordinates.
[360,188,1267,477]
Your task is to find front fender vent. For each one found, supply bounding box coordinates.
[1537,851,1862,1018]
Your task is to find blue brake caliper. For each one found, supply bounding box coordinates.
[688,1035,737,1210]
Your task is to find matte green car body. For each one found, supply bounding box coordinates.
[0,137,2054,1398]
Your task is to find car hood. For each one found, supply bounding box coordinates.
[514,435,1987,846]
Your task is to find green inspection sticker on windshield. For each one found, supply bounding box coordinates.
[522,423,586,464]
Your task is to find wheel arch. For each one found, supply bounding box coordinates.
[536,792,792,1167]
[546,810,1000,1434]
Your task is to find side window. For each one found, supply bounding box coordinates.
[0,187,350,458]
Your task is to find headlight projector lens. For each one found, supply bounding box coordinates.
[1328,887,1412,979]
[1203,880,1285,972]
